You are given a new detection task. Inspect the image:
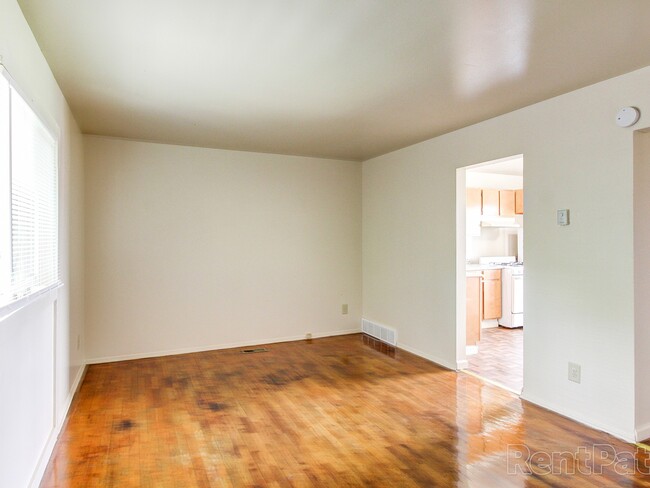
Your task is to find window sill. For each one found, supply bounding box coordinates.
[0,282,63,322]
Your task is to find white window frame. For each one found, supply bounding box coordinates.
[0,65,62,320]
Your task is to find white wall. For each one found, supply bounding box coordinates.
[84,136,361,362]
[634,130,650,441]
[466,172,523,190]
[466,226,521,263]
[363,66,650,441]
[0,1,85,486]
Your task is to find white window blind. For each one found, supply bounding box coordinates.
[0,67,59,310]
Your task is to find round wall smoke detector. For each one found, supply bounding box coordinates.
[615,107,640,128]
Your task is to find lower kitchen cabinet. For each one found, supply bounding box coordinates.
[482,269,502,320]
[466,276,481,346]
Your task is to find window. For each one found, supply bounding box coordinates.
[0,67,60,312]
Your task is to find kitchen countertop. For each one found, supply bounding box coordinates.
[466,264,507,271]
[466,263,509,277]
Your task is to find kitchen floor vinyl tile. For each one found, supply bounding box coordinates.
[467,326,523,393]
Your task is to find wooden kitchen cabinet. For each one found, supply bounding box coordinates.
[467,188,482,212]
[466,276,481,346]
[482,189,499,216]
[479,188,522,216]
[482,269,502,320]
[515,189,524,214]
[466,188,482,237]
[499,190,515,216]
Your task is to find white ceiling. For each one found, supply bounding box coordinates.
[17,0,650,161]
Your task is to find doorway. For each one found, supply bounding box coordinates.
[456,155,524,394]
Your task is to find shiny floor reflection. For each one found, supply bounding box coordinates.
[41,334,650,487]
[468,326,523,393]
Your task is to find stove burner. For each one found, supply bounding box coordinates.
[489,261,524,267]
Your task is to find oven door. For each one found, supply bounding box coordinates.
[512,275,524,314]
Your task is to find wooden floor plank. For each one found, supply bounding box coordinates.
[41,333,650,487]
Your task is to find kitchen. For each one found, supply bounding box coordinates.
[464,156,524,393]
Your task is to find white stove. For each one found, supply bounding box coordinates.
[499,264,524,328]
[478,255,519,266]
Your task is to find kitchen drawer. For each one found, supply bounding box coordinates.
[482,269,501,280]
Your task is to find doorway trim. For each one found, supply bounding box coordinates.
[455,154,524,392]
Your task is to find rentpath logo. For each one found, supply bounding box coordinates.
[507,444,650,476]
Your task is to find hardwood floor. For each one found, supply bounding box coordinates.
[41,334,649,487]
[467,326,523,393]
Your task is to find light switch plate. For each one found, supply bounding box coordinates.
[557,209,570,226]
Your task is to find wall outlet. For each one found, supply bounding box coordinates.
[568,362,581,383]
[341,304,348,315]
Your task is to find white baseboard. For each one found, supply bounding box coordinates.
[30,363,87,488]
[87,328,362,364]
[456,359,469,370]
[520,392,636,444]
[396,342,457,371]
[481,319,499,329]
[635,423,650,443]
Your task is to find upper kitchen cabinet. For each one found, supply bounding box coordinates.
[482,189,499,216]
[471,188,523,221]
[499,190,515,217]
[467,188,482,212]
[515,189,524,214]
[466,188,482,237]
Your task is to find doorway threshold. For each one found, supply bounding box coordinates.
[461,369,522,396]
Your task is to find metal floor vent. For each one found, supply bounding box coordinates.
[361,319,397,346]
[240,347,269,354]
